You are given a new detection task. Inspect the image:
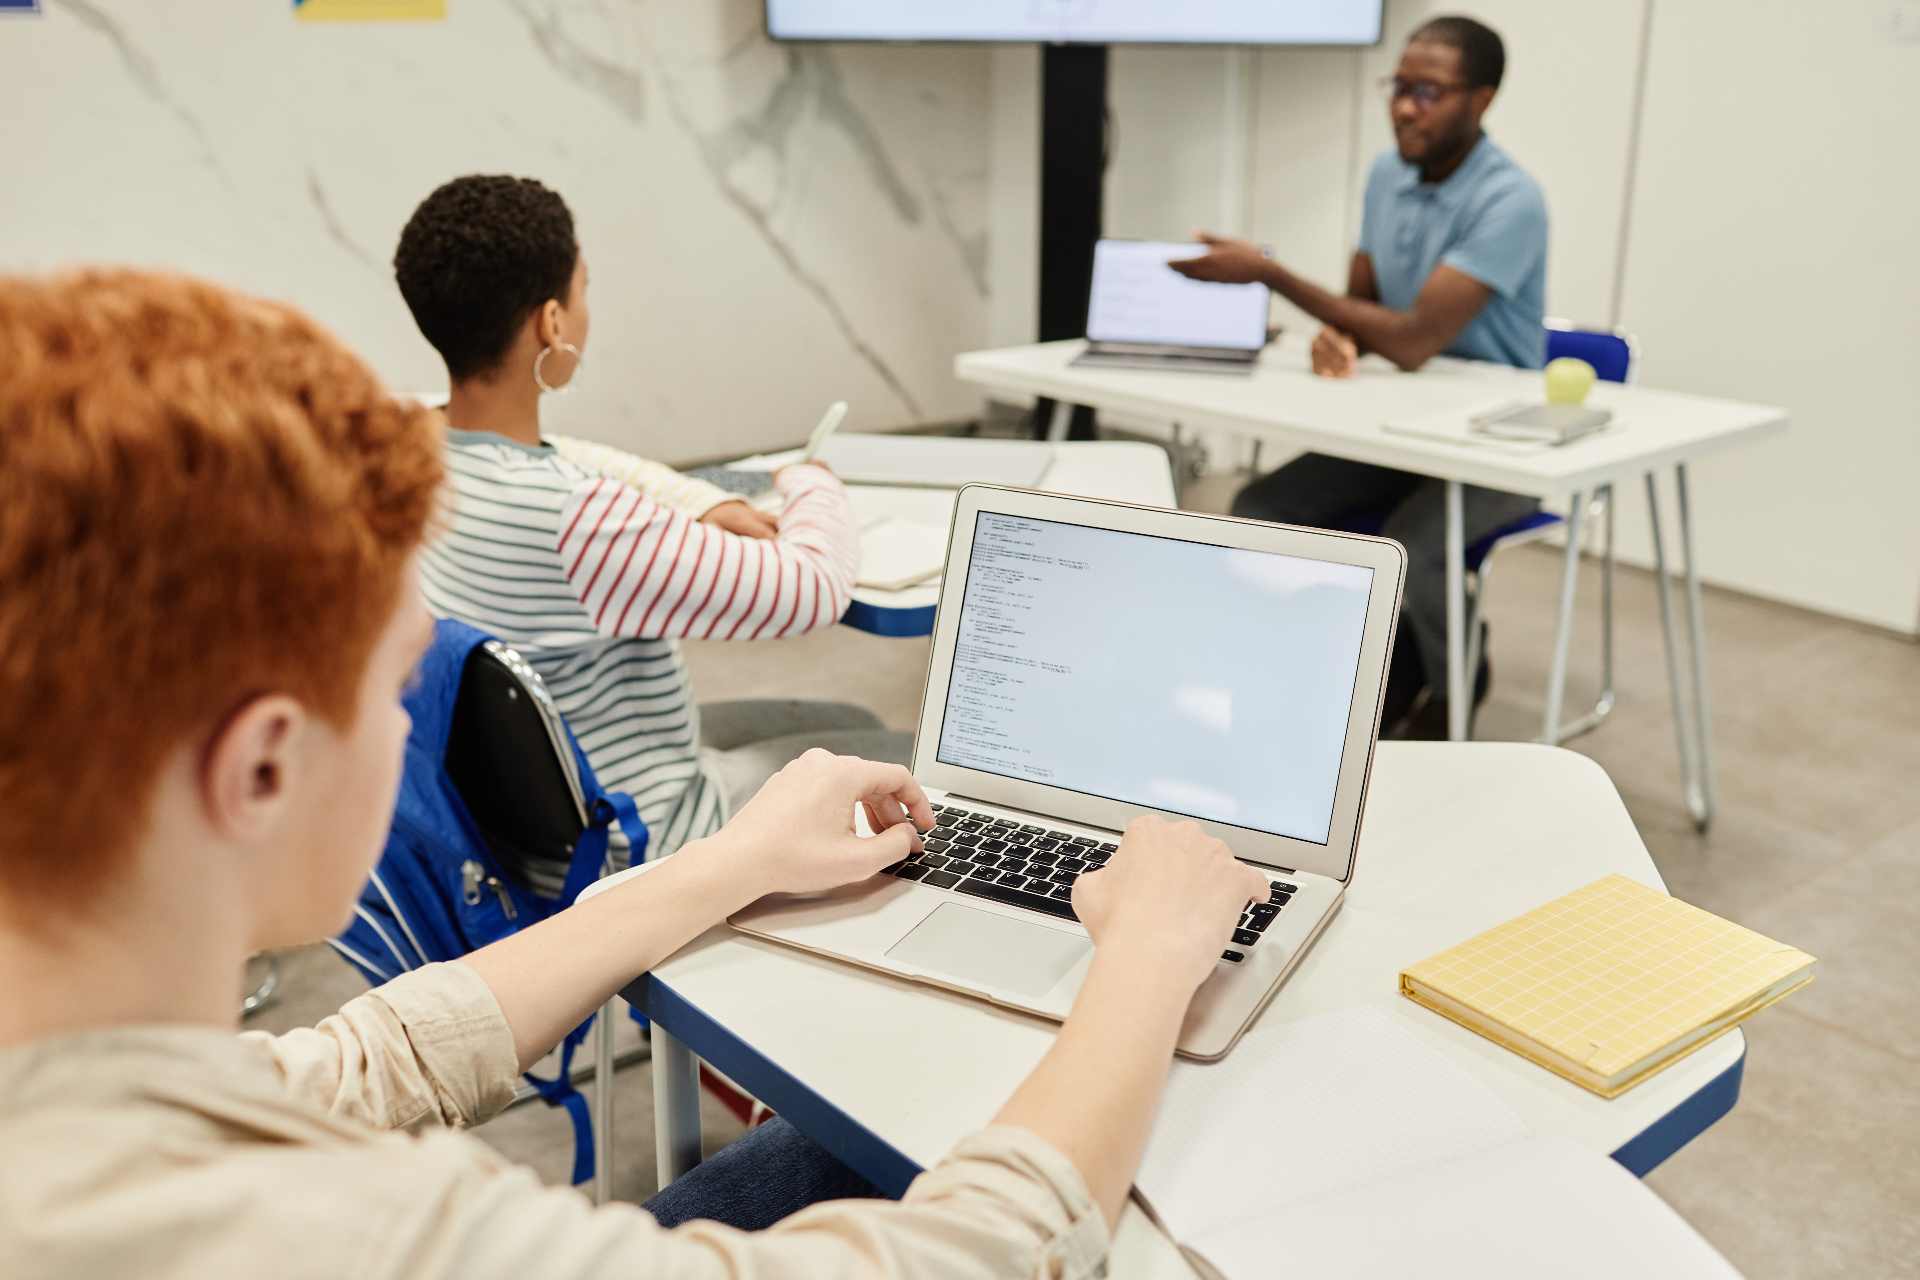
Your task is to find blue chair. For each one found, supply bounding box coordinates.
[1459,319,1634,742]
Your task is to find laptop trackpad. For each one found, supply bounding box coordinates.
[887,903,1090,998]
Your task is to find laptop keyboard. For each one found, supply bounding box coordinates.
[886,803,1298,964]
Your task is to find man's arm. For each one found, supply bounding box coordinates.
[994,818,1268,1227]
[1174,234,1488,372]
[464,750,930,1070]
[1347,249,1381,304]
[302,758,1261,1278]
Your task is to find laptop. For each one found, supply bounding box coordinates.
[731,486,1406,1060]
[1071,238,1271,375]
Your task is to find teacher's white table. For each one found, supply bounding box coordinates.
[954,339,1790,831]
[591,745,1747,1277]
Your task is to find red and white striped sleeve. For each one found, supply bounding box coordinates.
[554,465,859,641]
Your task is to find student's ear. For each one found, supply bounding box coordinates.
[202,694,307,844]
[1470,85,1496,120]
[534,298,566,350]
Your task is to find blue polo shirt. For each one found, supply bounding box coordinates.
[1358,134,1548,369]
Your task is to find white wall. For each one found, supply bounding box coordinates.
[1610,0,1920,632]
[0,0,993,461]
[987,3,1920,633]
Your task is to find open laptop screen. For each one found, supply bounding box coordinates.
[1084,239,1270,351]
[934,512,1374,846]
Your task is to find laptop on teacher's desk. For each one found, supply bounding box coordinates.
[730,487,1406,1060]
[1071,238,1272,375]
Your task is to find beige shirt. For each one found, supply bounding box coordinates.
[0,962,1109,1279]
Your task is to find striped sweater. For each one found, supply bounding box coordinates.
[422,430,858,888]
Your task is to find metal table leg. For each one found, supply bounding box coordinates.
[1645,472,1708,829]
[1675,464,1718,830]
[1541,489,1589,744]
[1445,481,1467,741]
[652,1023,702,1189]
[592,1002,616,1205]
[1045,400,1074,444]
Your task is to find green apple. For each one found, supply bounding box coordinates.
[1544,356,1597,405]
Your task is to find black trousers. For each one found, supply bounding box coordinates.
[1231,453,1539,700]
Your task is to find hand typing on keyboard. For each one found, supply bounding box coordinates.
[1071,816,1272,992]
[708,749,934,898]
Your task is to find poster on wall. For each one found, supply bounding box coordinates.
[294,0,446,20]
[0,1,44,14]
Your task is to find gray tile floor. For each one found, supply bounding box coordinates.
[255,468,1920,1278]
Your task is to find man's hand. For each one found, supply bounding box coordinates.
[1311,325,1360,378]
[700,499,778,540]
[705,749,933,899]
[1071,816,1270,993]
[1168,232,1272,286]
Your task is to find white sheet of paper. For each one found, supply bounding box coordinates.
[1137,1004,1529,1239]
[1187,1133,1740,1279]
[856,518,951,590]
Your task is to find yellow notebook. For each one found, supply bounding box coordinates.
[1400,875,1815,1098]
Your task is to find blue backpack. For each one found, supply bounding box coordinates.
[331,618,649,1184]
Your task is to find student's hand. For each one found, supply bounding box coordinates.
[1310,325,1360,378]
[1071,816,1270,992]
[700,499,778,540]
[710,749,934,898]
[1168,232,1271,286]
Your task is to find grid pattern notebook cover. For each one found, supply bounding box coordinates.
[1400,875,1815,1098]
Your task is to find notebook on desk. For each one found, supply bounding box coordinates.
[1400,874,1816,1099]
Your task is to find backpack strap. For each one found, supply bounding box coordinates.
[521,1016,598,1185]
[607,789,649,861]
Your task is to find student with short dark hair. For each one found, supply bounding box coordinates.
[0,266,1268,1279]
[1173,15,1547,737]
[394,175,908,889]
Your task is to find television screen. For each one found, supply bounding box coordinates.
[766,1,1383,45]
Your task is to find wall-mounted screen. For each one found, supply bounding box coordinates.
[766,1,1383,46]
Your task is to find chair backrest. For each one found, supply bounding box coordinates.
[445,641,589,892]
[1545,321,1633,384]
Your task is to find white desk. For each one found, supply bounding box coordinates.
[755,438,1175,638]
[597,744,1747,1277]
[955,339,1791,830]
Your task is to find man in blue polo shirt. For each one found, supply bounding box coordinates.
[1173,15,1546,738]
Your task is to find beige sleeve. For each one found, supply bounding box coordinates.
[379,1125,1111,1280]
[241,961,521,1133]
[548,433,734,519]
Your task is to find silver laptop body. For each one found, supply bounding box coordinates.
[1068,237,1271,377]
[731,486,1406,1060]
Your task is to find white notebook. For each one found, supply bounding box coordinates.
[855,518,949,591]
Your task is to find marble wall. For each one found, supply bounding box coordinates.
[0,0,993,460]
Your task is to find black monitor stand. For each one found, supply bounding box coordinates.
[1030,42,1107,441]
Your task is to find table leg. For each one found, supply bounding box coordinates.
[1645,473,1705,824]
[652,1023,702,1189]
[1045,400,1074,443]
[1542,489,1588,744]
[1445,480,1467,741]
[1675,465,1718,830]
[592,1003,616,1205]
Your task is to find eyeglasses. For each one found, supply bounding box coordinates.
[1380,76,1474,107]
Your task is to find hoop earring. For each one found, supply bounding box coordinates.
[533,342,582,395]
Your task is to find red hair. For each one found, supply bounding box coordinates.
[0,269,443,905]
